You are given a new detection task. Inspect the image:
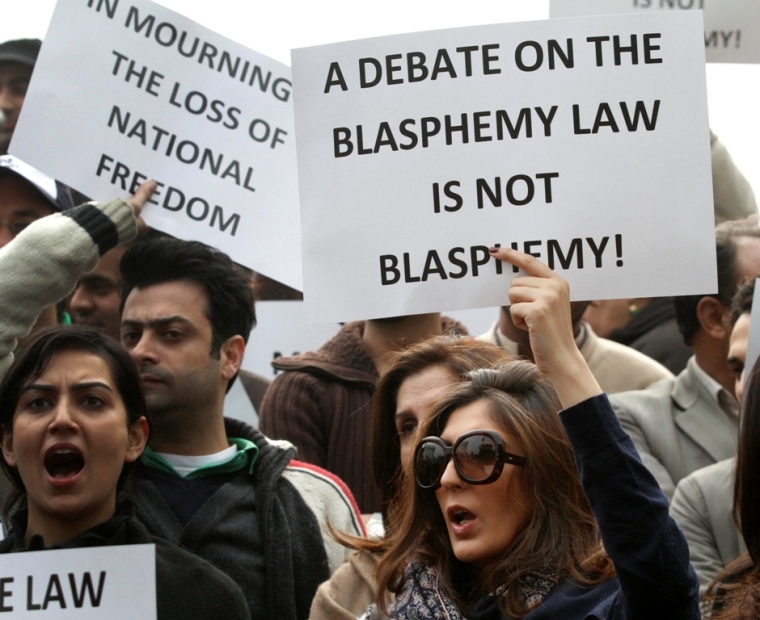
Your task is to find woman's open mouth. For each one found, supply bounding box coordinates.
[44,446,84,485]
[448,506,478,535]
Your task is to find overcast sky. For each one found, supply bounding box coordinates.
[4,0,760,197]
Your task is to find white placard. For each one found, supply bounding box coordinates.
[10,0,302,290]
[745,278,760,381]
[0,544,156,618]
[292,12,716,324]
[550,0,760,64]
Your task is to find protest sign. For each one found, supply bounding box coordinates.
[745,278,760,384]
[0,544,156,618]
[10,0,302,290]
[292,12,716,323]
[550,0,760,64]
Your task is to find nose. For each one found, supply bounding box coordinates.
[48,400,79,434]
[0,87,11,112]
[129,332,159,366]
[0,225,13,249]
[69,284,94,316]
[439,456,463,489]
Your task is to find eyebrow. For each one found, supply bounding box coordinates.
[121,316,193,329]
[21,381,113,394]
[9,209,44,219]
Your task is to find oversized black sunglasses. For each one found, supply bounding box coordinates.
[414,429,527,489]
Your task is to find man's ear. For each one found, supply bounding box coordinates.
[125,417,149,463]
[696,296,729,341]
[0,426,16,469]
[220,335,246,382]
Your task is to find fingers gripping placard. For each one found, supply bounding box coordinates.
[292,12,716,323]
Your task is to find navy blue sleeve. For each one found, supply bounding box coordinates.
[559,394,700,620]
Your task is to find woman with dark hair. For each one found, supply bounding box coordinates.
[373,248,699,619]
[309,336,510,619]
[706,352,760,618]
[0,325,251,620]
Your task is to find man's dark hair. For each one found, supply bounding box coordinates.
[674,216,760,346]
[729,279,755,328]
[120,238,256,355]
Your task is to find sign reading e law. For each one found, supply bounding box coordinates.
[550,0,760,64]
[0,544,156,618]
[292,12,716,323]
[10,0,303,290]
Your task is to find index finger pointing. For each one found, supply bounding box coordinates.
[127,180,158,217]
[489,246,555,278]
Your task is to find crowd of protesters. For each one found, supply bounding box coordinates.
[3,30,760,620]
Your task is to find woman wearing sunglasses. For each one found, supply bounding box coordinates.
[374,248,699,619]
[309,336,510,619]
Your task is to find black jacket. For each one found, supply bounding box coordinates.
[0,500,251,620]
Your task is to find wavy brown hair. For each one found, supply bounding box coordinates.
[376,361,615,618]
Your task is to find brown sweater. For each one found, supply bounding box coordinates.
[259,318,466,513]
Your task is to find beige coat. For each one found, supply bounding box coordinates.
[611,358,738,500]
[670,458,746,596]
[480,321,673,395]
[309,551,388,620]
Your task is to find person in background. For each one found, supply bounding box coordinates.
[371,248,698,619]
[119,238,364,620]
[671,280,755,595]
[309,336,510,619]
[480,298,672,395]
[584,297,691,375]
[0,326,251,619]
[259,313,467,513]
[0,39,40,155]
[611,216,760,499]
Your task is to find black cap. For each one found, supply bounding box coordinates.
[0,39,42,68]
[0,155,75,212]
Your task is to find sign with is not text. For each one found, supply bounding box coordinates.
[11,0,303,290]
[292,12,716,323]
[550,0,760,64]
[0,544,156,618]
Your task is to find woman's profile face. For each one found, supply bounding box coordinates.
[1,351,147,532]
[395,366,456,469]
[434,399,532,565]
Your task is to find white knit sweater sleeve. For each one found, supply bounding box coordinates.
[0,199,137,379]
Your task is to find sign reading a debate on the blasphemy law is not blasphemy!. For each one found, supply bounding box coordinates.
[291,12,716,324]
[550,0,760,64]
[10,0,303,290]
[0,544,156,618]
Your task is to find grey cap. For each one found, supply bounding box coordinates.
[0,39,42,67]
[0,155,74,212]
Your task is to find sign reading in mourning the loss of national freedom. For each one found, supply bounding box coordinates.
[0,545,156,618]
[550,0,760,64]
[292,12,716,323]
[10,0,303,290]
